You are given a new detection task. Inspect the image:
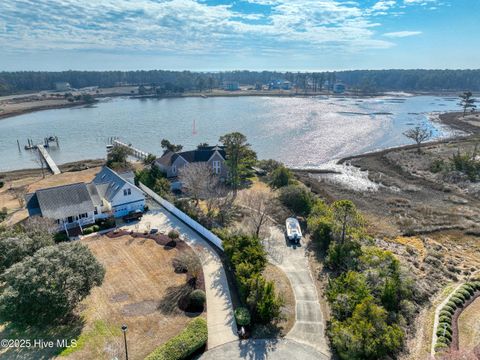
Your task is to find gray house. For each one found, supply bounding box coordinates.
[155,145,228,180]
[25,166,145,234]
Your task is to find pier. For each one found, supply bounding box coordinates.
[112,139,149,160]
[36,145,61,175]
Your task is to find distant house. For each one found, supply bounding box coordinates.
[155,145,228,182]
[222,81,240,91]
[55,82,71,91]
[333,82,346,94]
[268,80,292,90]
[25,167,145,233]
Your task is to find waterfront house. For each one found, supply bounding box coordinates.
[155,145,228,187]
[25,166,145,233]
[222,81,240,91]
[54,82,71,91]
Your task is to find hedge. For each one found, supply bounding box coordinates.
[437,336,451,345]
[441,305,455,314]
[439,310,452,319]
[144,318,207,360]
[461,284,475,295]
[450,296,464,306]
[456,289,471,300]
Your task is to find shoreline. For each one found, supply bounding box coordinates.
[0,90,467,121]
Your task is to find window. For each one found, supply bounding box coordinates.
[213,160,221,174]
[123,188,131,196]
[79,213,88,219]
[172,165,177,174]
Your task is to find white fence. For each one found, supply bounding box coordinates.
[139,183,224,250]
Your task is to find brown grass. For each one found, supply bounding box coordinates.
[261,263,295,336]
[27,167,100,192]
[458,296,480,351]
[62,235,204,360]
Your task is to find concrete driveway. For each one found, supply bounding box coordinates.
[199,339,329,360]
[121,201,238,349]
[263,226,330,358]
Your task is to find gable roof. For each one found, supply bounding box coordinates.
[155,145,226,167]
[32,183,95,219]
[92,166,142,202]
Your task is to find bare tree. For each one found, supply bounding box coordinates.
[10,186,26,207]
[403,126,432,153]
[33,149,46,178]
[205,181,235,226]
[237,188,275,237]
[178,163,215,206]
[22,216,57,236]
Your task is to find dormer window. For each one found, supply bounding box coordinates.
[213,161,221,174]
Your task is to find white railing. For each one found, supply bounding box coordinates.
[139,182,224,250]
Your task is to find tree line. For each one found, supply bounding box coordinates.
[1,69,479,95]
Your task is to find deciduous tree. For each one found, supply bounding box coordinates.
[403,126,432,153]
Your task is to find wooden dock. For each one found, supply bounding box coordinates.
[36,145,61,175]
[112,139,149,160]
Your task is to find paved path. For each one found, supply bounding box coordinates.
[263,226,330,357]
[122,201,237,349]
[199,339,329,360]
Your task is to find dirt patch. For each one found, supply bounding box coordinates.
[110,293,130,303]
[122,300,159,317]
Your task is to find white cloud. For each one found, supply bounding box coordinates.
[383,30,422,37]
[0,0,442,57]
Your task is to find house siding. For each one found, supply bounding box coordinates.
[167,156,188,178]
[207,152,228,179]
[110,183,145,218]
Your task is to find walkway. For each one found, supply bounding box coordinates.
[36,145,61,174]
[263,226,330,357]
[200,339,329,360]
[121,201,238,349]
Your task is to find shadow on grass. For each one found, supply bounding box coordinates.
[0,317,84,360]
[157,283,193,315]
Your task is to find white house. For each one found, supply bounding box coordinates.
[25,167,145,233]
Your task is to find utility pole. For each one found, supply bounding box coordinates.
[121,324,129,360]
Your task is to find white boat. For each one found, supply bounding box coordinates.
[286,217,302,243]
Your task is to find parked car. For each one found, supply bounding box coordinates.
[149,228,158,234]
[122,209,143,223]
[286,217,302,244]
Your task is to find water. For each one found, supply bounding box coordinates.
[0,95,459,172]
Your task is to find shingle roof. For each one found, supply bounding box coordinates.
[155,146,226,167]
[92,166,128,202]
[92,166,142,202]
[35,183,95,219]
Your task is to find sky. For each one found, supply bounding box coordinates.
[0,0,479,71]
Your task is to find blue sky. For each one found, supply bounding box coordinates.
[0,0,478,71]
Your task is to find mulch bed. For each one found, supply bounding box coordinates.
[450,290,480,351]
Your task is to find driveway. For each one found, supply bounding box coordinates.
[263,226,330,357]
[121,201,237,349]
[199,339,328,360]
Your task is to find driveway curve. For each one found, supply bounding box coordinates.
[122,200,238,349]
[199,339,329,360]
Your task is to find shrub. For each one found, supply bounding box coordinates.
[188,290,206,312]
[460,284,475,296]
[54,231,69,243]
[278,185,314,216]
[434,342,449,352]
[439,310,452,319]
[0,207,7,222]
[145,318,207,360]
[450,295,464,306]
[438,322,452,334]
[92,225,100,232]
[98,217,116,230]
[456,288,471,300]
[441,304,456,314]
[82,227,93,235]
[438,315,451,324]
[168,229,180,240]
[269,166,293,188]
[470,281,480,291]
[436,336,451,345]
[430,159,446,173]
[235,307,251,326]
[446,300,457,309]
[436,328,452,339]
[0,181,4,189]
